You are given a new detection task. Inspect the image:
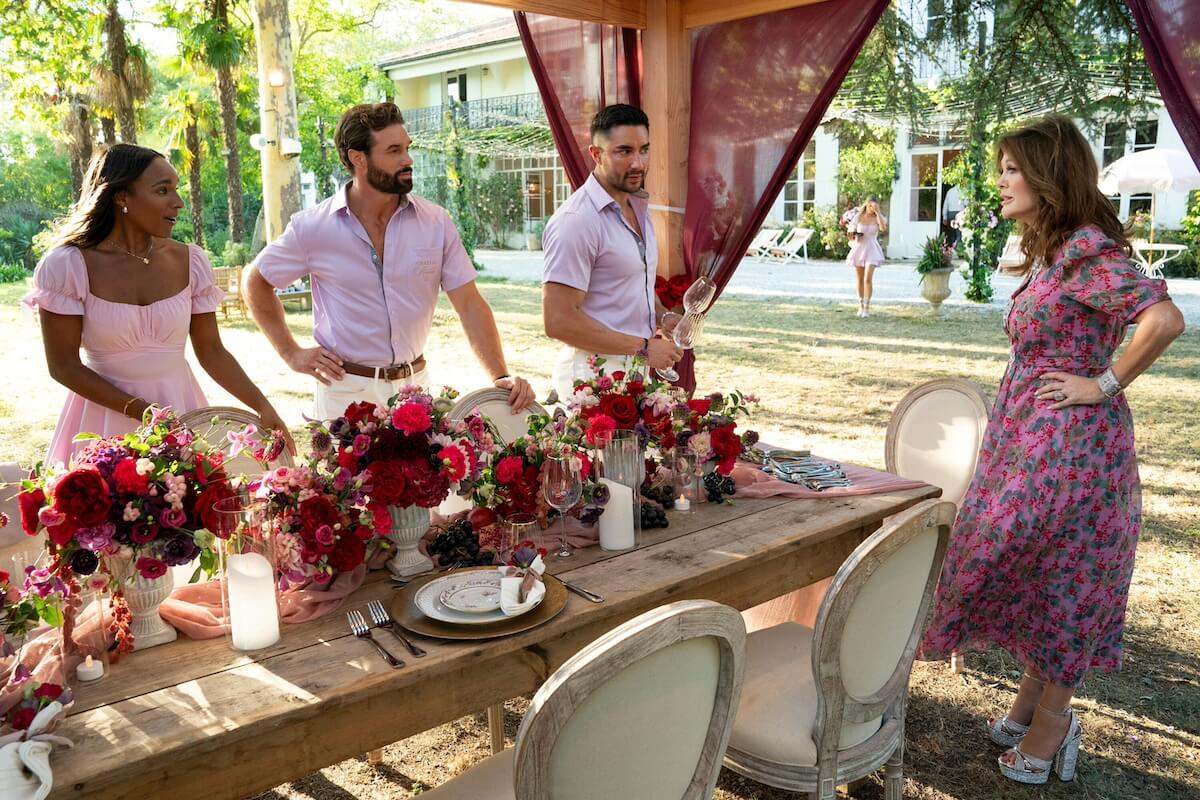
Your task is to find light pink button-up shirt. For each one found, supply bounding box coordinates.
[253,185,476,366]
[542,173,657,339]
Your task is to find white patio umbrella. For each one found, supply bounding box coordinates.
[1098,148,1200,244]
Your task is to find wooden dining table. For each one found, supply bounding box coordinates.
[50,482,938,799]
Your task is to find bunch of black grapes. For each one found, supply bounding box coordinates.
[640,482,676,510]
[703,472,736,503]
[427,518,495,567]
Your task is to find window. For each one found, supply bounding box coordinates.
[1102,123,1126,168]
[910,153,939,221]
[490,155,568,221]
[927,0,946,40]
[446,70,467,103]
[782,142,817,222]
[1103,119,1159,219]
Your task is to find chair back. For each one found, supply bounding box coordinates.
[809,499,954,766]
[884,379,989,508]
[176,406,294,481]
[747,228,782,256]
[447,388,546,445]
[513,600,745,800]
[0,462,42,573]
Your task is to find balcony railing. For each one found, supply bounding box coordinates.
[401,92,547,134]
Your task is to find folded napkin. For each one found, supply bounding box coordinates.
[497,554,546,616]
[0,701,73,800]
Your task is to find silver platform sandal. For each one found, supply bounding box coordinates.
[998,705,1082,785]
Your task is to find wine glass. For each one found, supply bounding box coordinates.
[682,275,717,314]
[542,455,583,558]
[654,311,704,383]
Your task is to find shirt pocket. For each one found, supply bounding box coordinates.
[412,247,441,276]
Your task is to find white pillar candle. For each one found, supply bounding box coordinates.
[598,478,635,551]
[227,552,281,651]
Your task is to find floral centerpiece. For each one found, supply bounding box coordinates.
[16,407,237,651]
[308,388,494,577]
[670,391,759,477]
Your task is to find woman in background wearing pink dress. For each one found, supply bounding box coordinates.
[23,144,293,467]
[846,197,887,317]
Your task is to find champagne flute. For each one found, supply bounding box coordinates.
[542,455,583,558]
[654,311,704,383]
[682,275,717,314]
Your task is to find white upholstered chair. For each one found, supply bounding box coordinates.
[420,599,746,800]
[176,406,294,480]
[723,499,955,800]
[884,378,989,509]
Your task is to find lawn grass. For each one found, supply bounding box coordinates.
[3,277,1197,799]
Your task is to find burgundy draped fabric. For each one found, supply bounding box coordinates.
[674,0,889,390]
[515,12,642,190]
[1126,0,1200,169]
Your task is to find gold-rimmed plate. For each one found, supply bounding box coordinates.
[390,566,569,641]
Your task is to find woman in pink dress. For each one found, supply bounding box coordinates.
[23,144,293,467]
[845,197,887,317]
[919,117,1184,785]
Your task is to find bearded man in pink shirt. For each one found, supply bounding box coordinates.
[244,103,533,418]
[542,104,681,399]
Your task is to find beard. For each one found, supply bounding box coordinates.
[365,158,413,196]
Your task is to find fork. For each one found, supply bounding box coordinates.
[367,599,426,657]
[347,610,404,668]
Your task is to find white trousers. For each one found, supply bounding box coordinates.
[311,369,430,420]
[551,346,634,401]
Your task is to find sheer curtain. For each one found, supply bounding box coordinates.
[1126,0,1200,167]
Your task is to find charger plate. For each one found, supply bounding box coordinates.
[391,566,569,641]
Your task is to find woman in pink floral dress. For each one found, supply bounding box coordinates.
[919,117,1184,785]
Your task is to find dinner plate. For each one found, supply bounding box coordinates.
[415,568,542,625]
[392,567,569,641]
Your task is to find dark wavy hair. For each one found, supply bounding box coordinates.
[996,115,1130,275]
[48,143,165,251]
[335,102,406,172]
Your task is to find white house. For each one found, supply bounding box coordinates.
[378,16,1191,260]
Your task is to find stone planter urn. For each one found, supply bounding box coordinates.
[920,268,954,312]
[386,504,433,578]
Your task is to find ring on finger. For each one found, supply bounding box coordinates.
[1054,391,1066,402]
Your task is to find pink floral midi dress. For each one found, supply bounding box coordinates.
[919,226,1171,687]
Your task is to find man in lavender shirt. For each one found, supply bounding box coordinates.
[243,103,533,418]
[542,104,681,399]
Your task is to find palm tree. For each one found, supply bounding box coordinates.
[92,0,152,142]
[162,85,214,248]
[203,0,248,245]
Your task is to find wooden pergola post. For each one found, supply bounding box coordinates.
[644,0,690,279]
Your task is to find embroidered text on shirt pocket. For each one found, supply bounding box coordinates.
[413,247,441,275]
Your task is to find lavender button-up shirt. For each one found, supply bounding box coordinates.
[542,173,657,339]
[253,184,476,366]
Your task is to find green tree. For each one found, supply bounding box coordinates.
[93,0,151,142]
[838,141,897,207]
[161,81,216,249]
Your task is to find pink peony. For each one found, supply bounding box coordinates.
[495,456,525,485]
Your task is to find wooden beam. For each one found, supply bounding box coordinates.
[644,0,690,278]
[466,0,647,29]
[681,0,832,30]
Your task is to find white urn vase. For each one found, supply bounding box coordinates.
[386,505,433,578]
[124,570,178,651]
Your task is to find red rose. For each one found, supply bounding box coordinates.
[195,482,237,536]
[192,452,228,485]
[19,488,45,535]
[585,414,617,445]
[343,401,378,425]
[351,525,374,542]
[600,394,639,428]
[33,683,63,701]
[112,459,150,495]
[610,371,626,382]
[625,380,645,397]
[336,448,359,472]
[46,518,77,547]
[328,533,366,572]
[52,468,110,526]
[711,424,742,459]
[0,569,8,584]
[366,461,408,507]
[9,706,35,731]
[299,495,338,532]
[495,456,525,485]
[371,503,391,534]
[404,459,450,508]
[687,399,712,416]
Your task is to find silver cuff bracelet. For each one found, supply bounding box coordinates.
[1098,367,1123,398]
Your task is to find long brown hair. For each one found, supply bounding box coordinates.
[996,116,1130,275]
[47,143,165,251]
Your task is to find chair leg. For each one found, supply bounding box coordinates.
[884,741,904,800]
[950,650,964,673]
[367,748,384,765]
[487,702,505,753]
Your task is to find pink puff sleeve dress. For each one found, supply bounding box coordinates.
[22,245,226,467]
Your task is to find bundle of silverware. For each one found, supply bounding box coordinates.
[761,451,852,491]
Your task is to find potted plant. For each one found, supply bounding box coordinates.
[916,234,955,312]
[526,218,545,251]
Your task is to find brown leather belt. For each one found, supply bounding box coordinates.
[341,356,426,381]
